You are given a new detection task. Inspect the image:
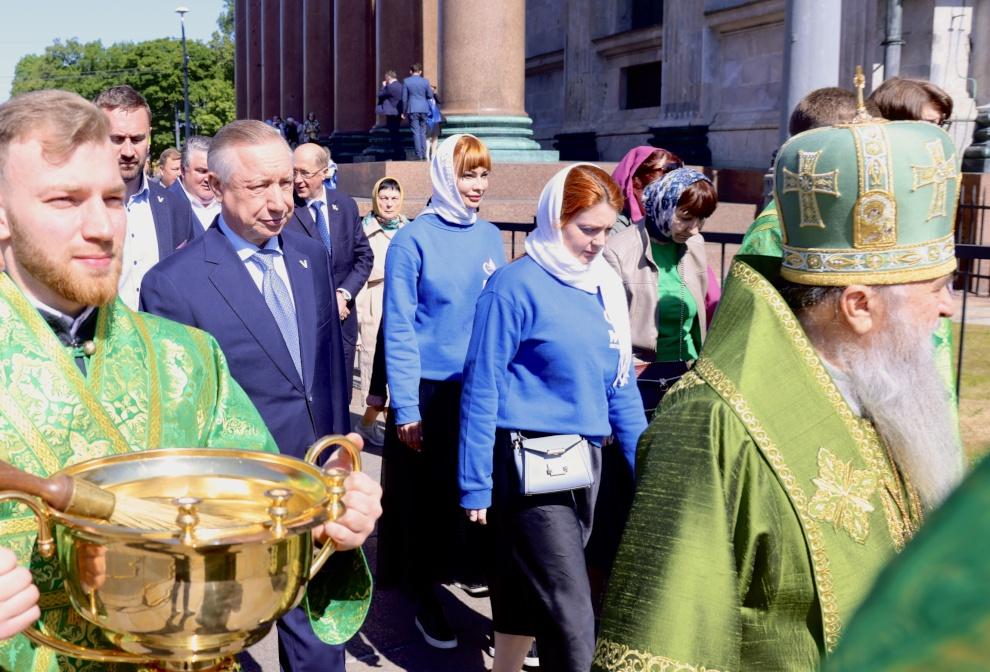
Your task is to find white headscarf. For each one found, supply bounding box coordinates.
[524,164,633,388]
[420,133,479,225]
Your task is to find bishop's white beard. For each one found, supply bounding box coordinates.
[832,289,963,511]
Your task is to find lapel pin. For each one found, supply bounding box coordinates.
[157,195,165,203]
[331,203,339,212]
[300,259,309,269]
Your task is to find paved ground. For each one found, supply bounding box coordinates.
[345,412,495,672]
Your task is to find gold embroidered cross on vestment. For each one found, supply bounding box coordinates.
[809,446,878,544]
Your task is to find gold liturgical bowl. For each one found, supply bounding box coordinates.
[1,436,359,672]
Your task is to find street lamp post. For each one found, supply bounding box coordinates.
[176,6,191,144]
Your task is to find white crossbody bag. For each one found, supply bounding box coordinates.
[510,432,594,495]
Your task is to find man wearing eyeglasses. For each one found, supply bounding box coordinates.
[289,143,373,402]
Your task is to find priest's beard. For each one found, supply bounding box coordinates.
[7,215,121,308]
[833,290,963,511]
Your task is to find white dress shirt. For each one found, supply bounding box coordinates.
[180,180,222,230]
[117,175,159,311]
[218,216,296,310]
[304,189,350,300]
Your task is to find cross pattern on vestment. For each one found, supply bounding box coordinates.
[809,447,878,545]
[911,139,956,221]
[782,150,840,229]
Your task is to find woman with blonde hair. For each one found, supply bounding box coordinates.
[355,177,409,444]
[380,134,506,648]
[459,164,646,672]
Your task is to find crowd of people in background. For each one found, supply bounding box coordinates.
[0,71,980,672]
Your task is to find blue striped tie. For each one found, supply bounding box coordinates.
[311,201,332,256]
[250,249,303,380]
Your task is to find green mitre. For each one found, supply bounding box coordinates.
[773,120,959,286]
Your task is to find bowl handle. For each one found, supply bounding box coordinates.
[303,435,362,579]
[0,491,152,666]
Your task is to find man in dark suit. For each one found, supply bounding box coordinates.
[378,69,405,160]
[288,142,373,403]
[140,120,382,672]
[94,85,198,310]
[401,63,435,160]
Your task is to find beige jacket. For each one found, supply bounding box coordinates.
[603,222,708,364]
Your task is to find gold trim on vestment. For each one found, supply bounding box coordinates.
[129,309,163,448]
[592,638,723,672]
[693,356,844,651]
[0,277,131,457]
[781,257,957,286]
[0,389,61,476]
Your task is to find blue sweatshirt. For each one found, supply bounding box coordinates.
[384,213,506,425]
[458,256,648,510]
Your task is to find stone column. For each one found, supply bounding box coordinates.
[244,0,263,120]
[235,0,248,119]
[439,0,556,161]
[361,0,424,161]
[330,0,375,161]
[302,0,333,138]
[260,0,281,121]
[280,0,304,121]
[779,0,843,142]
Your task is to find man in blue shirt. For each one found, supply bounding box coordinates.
[401,63,435,161]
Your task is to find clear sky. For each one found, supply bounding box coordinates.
[0,0,226,101]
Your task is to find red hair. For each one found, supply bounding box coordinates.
[560,165,623,227]
[454,135,492,175]
[633,148,683,189]
[678,179,718,219]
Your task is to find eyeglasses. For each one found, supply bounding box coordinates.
[293,168,325,179]
[939,119,953,130]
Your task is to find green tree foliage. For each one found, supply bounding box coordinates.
[12,24,234,155]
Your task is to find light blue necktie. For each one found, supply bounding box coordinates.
[311,201,332,256]
[250,249,302,380]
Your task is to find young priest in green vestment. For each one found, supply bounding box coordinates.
[595,113,964,671]
[0,90,380,671]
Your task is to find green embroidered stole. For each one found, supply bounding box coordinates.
[693,259,923,652]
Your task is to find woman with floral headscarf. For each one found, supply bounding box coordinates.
[603,167,718,416]
[459,164,646,672]
[355,177,409,445]
[380,134,506,649]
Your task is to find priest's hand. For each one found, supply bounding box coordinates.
[466,508,487,525]
[313,433,382,552]
[0,547,40,640]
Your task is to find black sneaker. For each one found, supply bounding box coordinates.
[522,641,540,670]
[453,581,490,598]
[414,603,458,649]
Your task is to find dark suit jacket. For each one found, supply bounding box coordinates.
[139,223,350,458]
[148,178,199,259]
[287,189,373,351]
[401,74,433,114]
[378,80,404,116]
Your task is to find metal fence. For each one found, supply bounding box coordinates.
[493,219,990,398]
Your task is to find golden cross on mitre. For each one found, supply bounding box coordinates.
[912,139,957,220]
[852,65,873,123]
[782,150,841,228]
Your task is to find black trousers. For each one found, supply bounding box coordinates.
[378,379,489,591]
[385,114,402,160]
[489,430,602,672]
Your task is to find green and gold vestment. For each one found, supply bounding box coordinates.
[0,274,370,671]
[593,259,923,672]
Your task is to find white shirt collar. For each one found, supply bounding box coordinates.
[304,186,328,208]
[25,294,96,339]
[180,179,217,208]
[217,215,282,261]
[128,173,150,205]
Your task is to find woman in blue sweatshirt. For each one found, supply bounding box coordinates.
[379,133,506,649]
[459,164,647,672]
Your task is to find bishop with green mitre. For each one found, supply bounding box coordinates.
[594,116,964,671]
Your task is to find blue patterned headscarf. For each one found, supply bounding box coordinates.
[643,167,711,242]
